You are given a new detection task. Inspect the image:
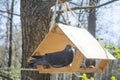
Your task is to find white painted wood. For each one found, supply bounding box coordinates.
[58,23,115,60]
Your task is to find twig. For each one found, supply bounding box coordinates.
[56,0,119,13]
[0,10,20,16]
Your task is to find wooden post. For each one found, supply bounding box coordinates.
[97,60,110,72]
[70,51,84,72]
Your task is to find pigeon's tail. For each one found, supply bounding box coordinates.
[31,55,43,59]
[28,57,49,67]
[28,59,43,67]
[28,62,35,67]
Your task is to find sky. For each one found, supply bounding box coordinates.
[96,0,120,45]
[0,0,20,45]
[0,0,120,46]
[0,0,20,30]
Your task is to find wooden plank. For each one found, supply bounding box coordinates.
[38,66,70,73]
[58,23,116,60]
[21,68,38,71]
[37,65,45,72]
[70,51,84,72]
[97,60,110,72]
[51,24,63,34]
[77,68,102,73]
[37,67,102,73]
[32,31,74,55]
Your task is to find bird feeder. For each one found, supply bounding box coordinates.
[28,23,115,73]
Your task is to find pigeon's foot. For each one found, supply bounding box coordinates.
[43,65,51,69]
[28,62,37,68]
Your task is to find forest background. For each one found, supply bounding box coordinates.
[0,0,120,80]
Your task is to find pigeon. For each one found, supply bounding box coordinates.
[28,45,77,68]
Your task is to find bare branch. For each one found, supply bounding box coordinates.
[0,10,20,16]
[56,0,119,13]
[0,0,72,16]
[97,0,119,8]
[60,0,72,2]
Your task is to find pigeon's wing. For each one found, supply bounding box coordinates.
[29,51,66,68]
[44,51,67,67]
[44,49,74,68]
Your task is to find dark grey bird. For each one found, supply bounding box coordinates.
[28,45,77,68]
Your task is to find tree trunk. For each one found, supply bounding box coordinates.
[88,0,97,37]
[87,0,98,79]
[21,0,52,80]
[8,0,14,67]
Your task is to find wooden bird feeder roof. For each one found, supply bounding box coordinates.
[28,23,116,73]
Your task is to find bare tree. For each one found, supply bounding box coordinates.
[7,0,14,67]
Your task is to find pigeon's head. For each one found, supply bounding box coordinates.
[65,45,72,51]
[71,47,77,56]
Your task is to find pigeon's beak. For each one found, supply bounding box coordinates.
[72,47,77,56]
